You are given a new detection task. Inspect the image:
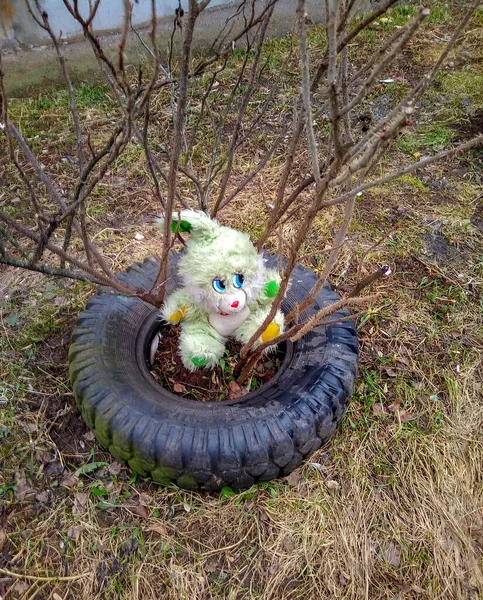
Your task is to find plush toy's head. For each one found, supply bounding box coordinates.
[157,210,264,315]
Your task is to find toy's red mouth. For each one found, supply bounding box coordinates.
[219,311,229,316]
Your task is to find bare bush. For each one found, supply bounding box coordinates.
[0,0,481,379]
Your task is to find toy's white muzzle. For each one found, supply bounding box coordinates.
[217,289,246,315]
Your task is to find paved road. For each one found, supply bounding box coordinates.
[2,0,327,95]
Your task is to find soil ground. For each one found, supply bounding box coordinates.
[0,3,482,599]
[150,326,282,402]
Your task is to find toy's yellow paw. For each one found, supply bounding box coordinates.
[261,322,280,343]
[169,305,188,324]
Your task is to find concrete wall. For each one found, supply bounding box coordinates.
[0,0,230,49]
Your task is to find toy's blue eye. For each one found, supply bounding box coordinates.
[212,279,226,293]
[233,274,244,289]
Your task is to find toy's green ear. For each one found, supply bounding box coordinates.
[170,219,192,233]
[156,210,220,243]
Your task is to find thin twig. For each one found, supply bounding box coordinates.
[324,134,483,208]
[347,264,391,297]
[219,126,289,209]
[286,178,359,324]
[327,0,343,160]
[337,7,430,119]
[0,567,91,583]
[211,5,275,216]
[297,0,321,190]
[310,0,400,92]
[154,0,203,304]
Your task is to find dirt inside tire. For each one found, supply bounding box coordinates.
[150,325,283,402]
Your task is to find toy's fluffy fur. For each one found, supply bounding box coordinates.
[157,210,284,371]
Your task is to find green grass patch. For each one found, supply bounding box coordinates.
[441,72,483,109]
[396,123,455,155]
[9,83,113,120]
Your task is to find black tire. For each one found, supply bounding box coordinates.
[69,255,358,491]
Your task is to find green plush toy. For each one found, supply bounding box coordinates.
[156,210,284,371]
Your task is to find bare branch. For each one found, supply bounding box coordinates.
[347,264,391,298]
[325,134,483,208]
[237,293,380,384]
[311,0,400,92]
[0,211,127,291]
[286,180,359,324]
[191,0,279,78]
[327,0,343,160]
[211,5,275,216]
[153,0,203,304]
[204,41,253,210]
[297,0,321,190]
[219,126,289,210]
[0,225,30,260]
[337,7,430,120]
[345,0,479,167]
[289,294,380,342]
[28,0,85,174]
[0,254,107,285]
[62,0,121,89]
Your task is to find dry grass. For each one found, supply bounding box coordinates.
[1,3,483,599]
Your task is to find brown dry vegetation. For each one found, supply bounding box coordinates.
[1,3,482,599]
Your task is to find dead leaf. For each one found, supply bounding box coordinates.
[367,539,377,556]
[339,572,350,586]
[205,558,220,574]
[11,581,30,594]
[83,430,96,442]
[387,399,401,413]
[282,536,295,552]
[35,490,50,504]
[60,473,78,489]
[26,422,38,433]
[310,462,328,473]
[398,409,415,422]
[383,541,401,567]
[0,528,6,549]
[108,461,122,476]
[228,380,244,399]
[121,537,139,556]
[134,232,145,240]
[67,525,84,543]
[388,400,415,422]
[148,523,168,537]
[72,492,88,516]
[43,461,64,478]
[258,509,270,523]
[35,449,52,464]
[411,584,426,594]
[138,492,152,506]
[326,479,340,490]
[396,355,411,368]
[183,502,191,513]
[131,504,150,519]
[14,470,32,502]
[285,470,302,486]
[268,560,279,576]
[372,403,387,416]
[383,366,398,377]
[173,383,186,393]
[53,593,64,600]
